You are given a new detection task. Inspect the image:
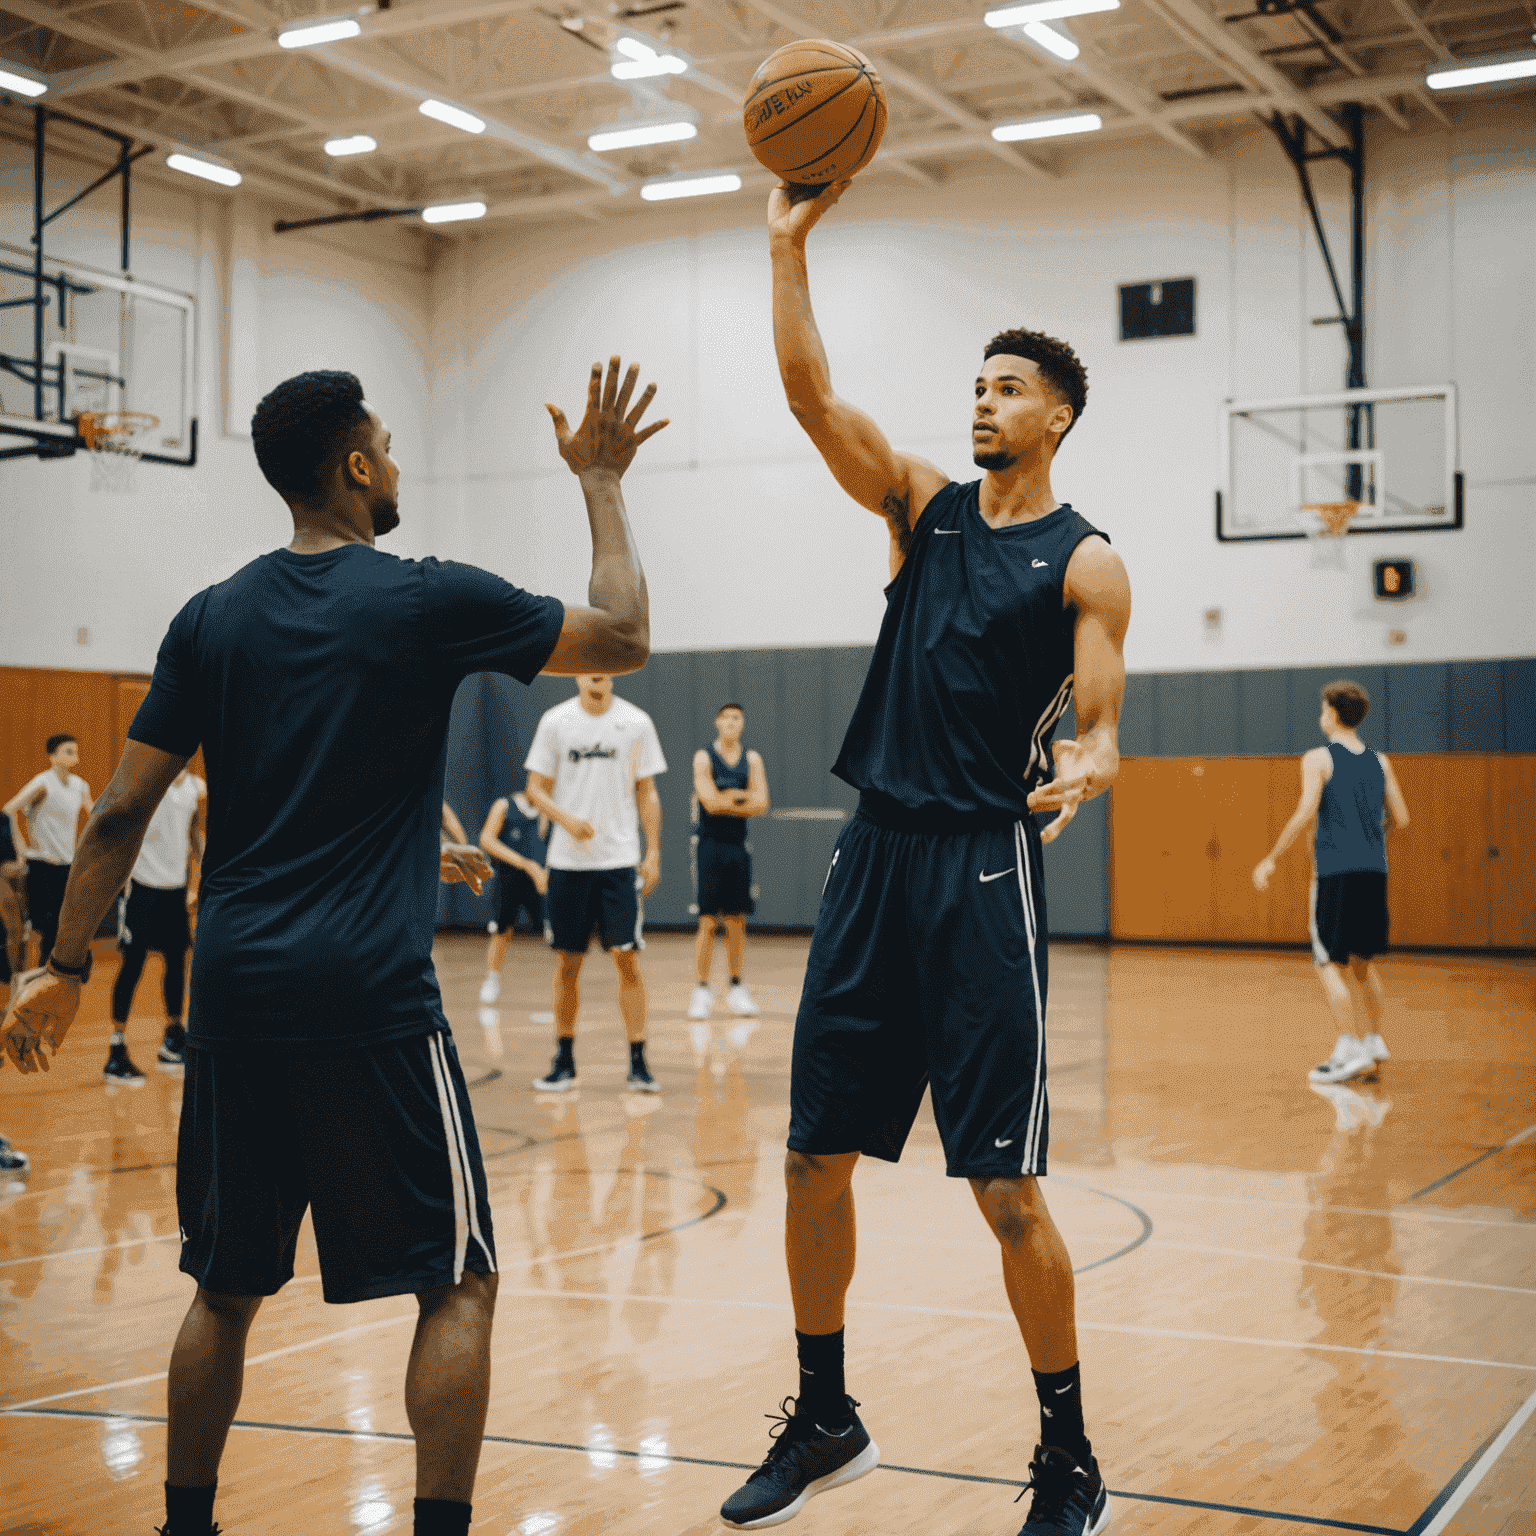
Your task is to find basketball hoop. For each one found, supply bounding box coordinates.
[77,409,159,493]
[1301,499,1361,570]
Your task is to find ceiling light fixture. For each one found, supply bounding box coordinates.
[991,111,1103,141]
[278,17,362,48]
[0,64,48,97]
[422,200,487,223]
[324,134,377,156]
[611,36,688,78]
[1425,50,1536,88]
[587,120,697,151]
[419,99,486,134]
[985,0,1117,26]
[1022,21,1080,59]
[166,151,243,186]
[640,172,743,201]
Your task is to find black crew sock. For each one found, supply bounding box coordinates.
[164,1479,217,1534]
[1033,1362,1091,1464]
[730,975,741,987]
[629,1040,647,1071]
[555,1036,575,1068]
[413,1497,472,1536]
[795,1327,848,1426]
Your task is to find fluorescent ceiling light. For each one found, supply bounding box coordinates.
[611,36,687,77]
[166,151,242,186]
[0,65,48,97]
[587,121,697,151]
[986,0,1117,25]
[419,98,486,134]
[1425,52,1536,88]
[278,18,361,48]
[1022,21,1080,59]
[423,200,487,223]
[640,172,743,201]
[324,134,377,156]
[991,111,1102,141]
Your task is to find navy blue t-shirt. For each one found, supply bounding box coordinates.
[129,544,564,1052]
[833,481,1107,830]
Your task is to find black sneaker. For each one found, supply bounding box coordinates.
[0,1143,30,1175]
[533,1057,578,1092]
[104,1043,147,1085]
[154,1525,222,1534]
[1014,1443,1112,1535]
[626,1061,660,1093]
[158,1025,187,1071]
[720,1396,879,1529]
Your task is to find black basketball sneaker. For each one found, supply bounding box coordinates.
[1014,1444,1112,1535]
[720,1396,879,1529]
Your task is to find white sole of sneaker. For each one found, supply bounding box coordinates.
[1090,1493,1113,1534]
[722,1440,881,1529]
[627,1080,661,1094]
[532,1078,579,1092]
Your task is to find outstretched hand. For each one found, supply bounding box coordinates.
[440,843,493,895]
[1,968,82,1074]
[1026,739,1101,846]
[546,356,668,478]
[767,179,851,245]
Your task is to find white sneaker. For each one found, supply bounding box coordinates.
[479,971,501,1005]
[725,983,760,1016]
[687,984,713,1020]
[1362,1032,1389,1062]
[1308,1035,1376,1085]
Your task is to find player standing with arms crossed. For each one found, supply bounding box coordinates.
[688,703,769,1023]
[718,181,1130,1536]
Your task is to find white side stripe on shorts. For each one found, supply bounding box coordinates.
[426,1032,495,1284]
[432,1032,496,1275]
[1307,876,1330,966]
[1013,822,1048,1174]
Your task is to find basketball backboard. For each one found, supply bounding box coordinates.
[0,241,196,466]
[1217,384,1460,542]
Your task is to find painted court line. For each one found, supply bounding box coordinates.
[1404,1122,1536,1205]
[485,1286,1536,1372]
[0,1408,1405,1534]
[1096,1184,1536,1229]
[0,1232,182,1269]
[1405,1381,1536,1535]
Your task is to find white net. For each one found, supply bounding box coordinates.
[80,411,158,494]
[1300,500,1361,571]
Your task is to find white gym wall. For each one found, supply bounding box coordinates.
[1,97,1531,675]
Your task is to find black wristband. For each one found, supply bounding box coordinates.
[47,952,92,983]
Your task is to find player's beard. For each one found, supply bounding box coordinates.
[371,496,401,537]
[972,446,1018,471]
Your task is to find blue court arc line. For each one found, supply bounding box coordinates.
[1401,1123,1536,1204]
[2,1407,1406,1534]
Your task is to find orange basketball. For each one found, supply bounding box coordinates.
[743,40,887,188]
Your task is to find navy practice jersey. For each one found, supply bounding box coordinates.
[698,744,750,845]
[1314,742,1388,877]
[833,481,1108,830]
[497,791,548,866]
[130,545,564,1052]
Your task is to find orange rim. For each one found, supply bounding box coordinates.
[78,410,159,450]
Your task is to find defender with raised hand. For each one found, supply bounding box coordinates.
[718,181,1130,1536]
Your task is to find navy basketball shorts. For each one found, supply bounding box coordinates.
[119,880,192,954]
[545,866,643,953]
[177,1029,496,1303]
[788,811,1051,1179]
[495,865,544,933]
[696,838,754,917]
[1310,869,1389,966]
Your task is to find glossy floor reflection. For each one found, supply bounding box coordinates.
[2,933,1533,1535]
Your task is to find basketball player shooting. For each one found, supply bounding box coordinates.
[717,182,1130,1536]
[0,355,666,1536]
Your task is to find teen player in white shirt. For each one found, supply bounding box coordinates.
[5,733,93,967]
[105,768,206,1083]
[524,674,666,1091]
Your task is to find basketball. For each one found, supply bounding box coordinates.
[743,40,887,188]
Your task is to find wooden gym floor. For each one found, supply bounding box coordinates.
[2,930,1533,1536]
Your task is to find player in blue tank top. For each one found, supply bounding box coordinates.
[1253,680,1411,1087]
[719,179,1130,1536]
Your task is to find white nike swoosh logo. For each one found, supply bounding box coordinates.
[995,1137,1014,1148]
[934,528,959,535]
[979,867,1015,882]
[1055,1383,1073,1393]
[1032,559,1048,568]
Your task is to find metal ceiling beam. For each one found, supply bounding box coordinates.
[731,0,1056,178]
[1135,0,1349,145]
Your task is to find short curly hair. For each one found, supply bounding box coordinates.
[1322,680,1370,728]
[983,327,1088,447]
[251,370,373,502]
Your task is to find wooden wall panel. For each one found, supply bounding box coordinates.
[0,667,131,825]
[1111,753,1534,950]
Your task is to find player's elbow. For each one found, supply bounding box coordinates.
[590,618,650,675]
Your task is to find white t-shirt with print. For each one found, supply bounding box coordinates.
[19,770,90,864]
[525,696,667,870]
[132,773,205,889]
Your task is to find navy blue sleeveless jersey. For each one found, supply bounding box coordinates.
[498,791,547,865]
[698,745,750,845]
[832,482,1108,830]
[1314,742,1388,876]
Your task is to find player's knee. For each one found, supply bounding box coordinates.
[555,951,584,978]
[612,949,642,980]
[971,1176,1041,1246]
[784,1150,852,1201]
[196,1285,262,1323]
